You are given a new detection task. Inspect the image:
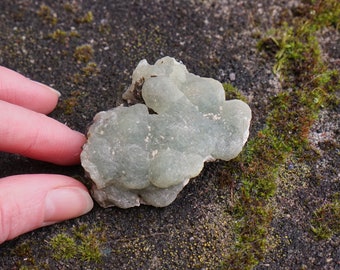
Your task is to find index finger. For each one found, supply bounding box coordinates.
[0,101,86,165]
[0,66,60,114]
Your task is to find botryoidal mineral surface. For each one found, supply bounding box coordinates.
[81,57,251,208]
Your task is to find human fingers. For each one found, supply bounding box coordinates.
[0,174,93,244]
[0,100,86,165]
[0,66,60,114]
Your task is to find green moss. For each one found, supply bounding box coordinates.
[70,62,100,85]
[63,2,80,13]
[48,29,80,44]
[74,44,94,63]
[82,61,100,76]
[48,223,105,263]
[11,242,35,265]
[309,0,340,29]
[49,233,78,260]
[10,241,49,269]
[60,90,83,114]
[71,72,83,84]
[311,193,340,239]
[99,22,112,34]
[37,4,58,25]
[48,29,67,43]
[75,11,94,24]
[223,83,248,103]
[222,1,340,269]
[72,223,104,262]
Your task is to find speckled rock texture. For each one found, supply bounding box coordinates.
[0,1,339,269]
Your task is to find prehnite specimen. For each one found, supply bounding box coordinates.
[81,56,251,208]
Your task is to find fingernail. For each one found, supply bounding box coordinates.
[44,187,93,225]
[32,80,62,97]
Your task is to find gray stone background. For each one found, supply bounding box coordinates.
[0,1,339,269]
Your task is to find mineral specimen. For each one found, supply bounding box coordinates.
[81,56,251,208]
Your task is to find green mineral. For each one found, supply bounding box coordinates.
[81,57,251,208]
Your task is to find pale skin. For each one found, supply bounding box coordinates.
[0,66,93,244]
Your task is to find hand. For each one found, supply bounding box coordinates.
[0,67,93,244]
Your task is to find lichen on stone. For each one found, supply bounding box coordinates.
[81,56,251,208]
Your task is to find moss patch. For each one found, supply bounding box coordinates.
[59,90,87,115]
[48,223,106,263]
[223,83,248,103]
[75,11,94,24]
[221,1,340,269]
[37,4,58,25]
[48,28,80,44]
[74,44,94,63]
[311,193,340,240]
